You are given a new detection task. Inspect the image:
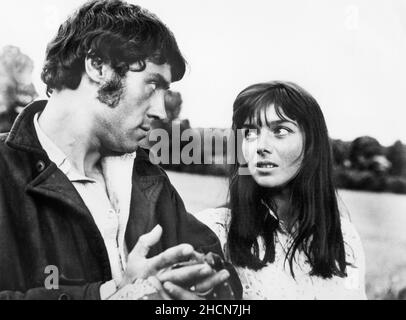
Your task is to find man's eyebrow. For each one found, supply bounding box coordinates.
[147,73,171,90]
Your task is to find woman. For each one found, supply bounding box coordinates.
[196,81,366,299]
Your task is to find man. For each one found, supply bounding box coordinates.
[0,0,241,300]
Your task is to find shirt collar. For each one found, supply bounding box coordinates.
[33,112,94,182]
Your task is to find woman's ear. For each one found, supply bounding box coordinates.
[84,55,112,83]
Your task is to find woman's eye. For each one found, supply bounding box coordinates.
[274,127,290,136]
[244,129,259,140]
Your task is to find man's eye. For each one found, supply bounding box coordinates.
[244,129,259,140]
[274,127,290,136]
[150,82,158,91]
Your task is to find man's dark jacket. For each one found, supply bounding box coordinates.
[0,101,242,300]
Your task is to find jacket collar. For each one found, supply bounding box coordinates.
[6,100,48,156]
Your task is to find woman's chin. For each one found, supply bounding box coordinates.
[254,177,281,188]
[253,175,290,189]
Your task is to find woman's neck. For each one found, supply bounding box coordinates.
[266,188,295,231]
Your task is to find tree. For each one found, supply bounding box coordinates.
[164,90,183,121]
[331,139,351,167]
[0,45,38,132]
[348,136,390,172]
[386,140,406,177]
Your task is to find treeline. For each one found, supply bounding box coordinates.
[332,137,406,193]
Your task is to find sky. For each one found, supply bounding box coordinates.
[0,0,405,145]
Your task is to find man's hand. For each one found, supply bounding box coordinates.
[118,225,231,300]
[156,252,231,299]
[159,267,230,300]
[119,225,195,289]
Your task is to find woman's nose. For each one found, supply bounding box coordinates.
[256,131,273,155]
[257,147,271,156]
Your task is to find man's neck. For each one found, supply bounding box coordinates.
[38,89,102,177]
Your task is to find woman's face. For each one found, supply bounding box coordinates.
[242,104,305,189]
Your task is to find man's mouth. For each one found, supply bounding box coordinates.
[140,125,151,132]
[256,161,278,169]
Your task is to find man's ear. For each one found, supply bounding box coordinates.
[84,55,112,83]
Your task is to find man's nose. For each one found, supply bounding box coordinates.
[147,91,167,121]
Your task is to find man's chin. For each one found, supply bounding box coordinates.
[137,136,152,150]
[101,149,134,157]
[101,142,139,157]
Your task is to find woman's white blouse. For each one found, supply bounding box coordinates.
[195,208,367,300]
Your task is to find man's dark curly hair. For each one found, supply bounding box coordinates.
[41,0,186,96]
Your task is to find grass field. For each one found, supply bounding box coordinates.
[167,171,406,300]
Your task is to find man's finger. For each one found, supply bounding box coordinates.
[147,276,172,300]
[148,243,194,271]
[157,263,214,285]
[193,269,230,294]
[131,225,163,257]
[163,282,204,300]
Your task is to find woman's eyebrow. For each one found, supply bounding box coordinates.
[268,119,298,127]
[243,120,297,128]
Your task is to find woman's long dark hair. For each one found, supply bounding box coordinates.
[228,81,347,278]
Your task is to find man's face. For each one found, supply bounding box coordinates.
[96,61,171,154]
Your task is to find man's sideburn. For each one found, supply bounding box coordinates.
[97,72,124,108]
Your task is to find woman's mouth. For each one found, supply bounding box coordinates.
[256,161,278,169]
